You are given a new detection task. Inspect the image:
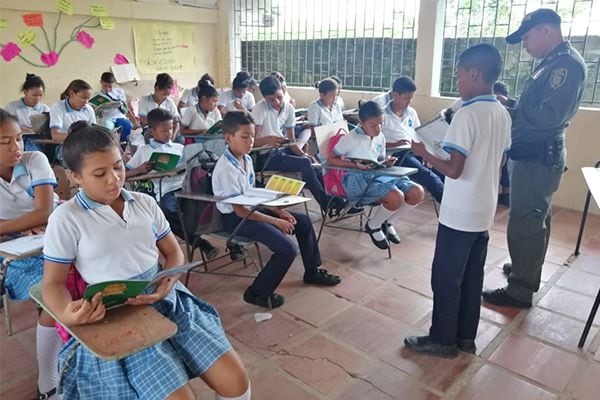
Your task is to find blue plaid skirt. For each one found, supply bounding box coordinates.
[343,173,415,206]
[1,254,44,300]
[58,267,232,399]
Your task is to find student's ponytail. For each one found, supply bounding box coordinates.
[232,71,252,90]
[197,78,219,100]
[21,73,45,92]
[60,79,92,100]
[155,73,174,91]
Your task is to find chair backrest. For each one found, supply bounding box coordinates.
[321,128,349,197]
[314,120,349,160]
[30,112,51,139]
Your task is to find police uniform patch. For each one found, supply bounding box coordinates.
[550,68,568,89]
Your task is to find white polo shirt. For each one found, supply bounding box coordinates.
[179,87,199,107]
[4,99,50,130]
[439,94,511,232]
[180,105,222,131]
[382,103,420,142]
[126,139,185,199]
[138,94,180,120]
[94,87,127,120]
[0,151,58,220]
[218,89,255,111]
[212,148,255,214]
[43,189,170,284]
[336,96,345,111]
[333,126,386,161]
[307,99,344,127]
[251,99,295,138]
[373,92,392,109]
[49,99,96,133]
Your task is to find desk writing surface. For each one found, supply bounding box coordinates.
[126,168,184,182]
[315,163,417,178]
[582,167,600,209]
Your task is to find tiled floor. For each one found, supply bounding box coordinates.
[1,200,599,399]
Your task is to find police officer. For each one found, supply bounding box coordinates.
[482,9,587,308]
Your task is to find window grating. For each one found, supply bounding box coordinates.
[231,0,420,91]
[441,0,600,107]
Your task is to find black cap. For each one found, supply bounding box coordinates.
[506,9,561,44]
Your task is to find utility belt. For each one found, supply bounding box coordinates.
[508,138,564,166]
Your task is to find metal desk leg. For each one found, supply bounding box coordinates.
[574,190,592,257]
[578,288,600,348]
[3,292,11,336]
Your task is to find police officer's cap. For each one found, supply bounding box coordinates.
[506,9,561,44]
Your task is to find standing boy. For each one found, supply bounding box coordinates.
[213,111,341,308]
[405,44,511,357]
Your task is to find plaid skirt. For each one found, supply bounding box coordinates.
[343,172,415,206]
[1,254,44,300]
[59,268,232,399]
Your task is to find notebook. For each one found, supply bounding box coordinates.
[0,234,44,257]
[149,152,181,172]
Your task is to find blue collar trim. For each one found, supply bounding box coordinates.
[224,148,254,184]
[12,162,27,179]
[76,189,134,210]
[462,94,498,107]
[149,139,172,149]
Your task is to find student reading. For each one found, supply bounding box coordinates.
[41,123,250,399]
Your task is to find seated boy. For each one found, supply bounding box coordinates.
[126,108,219,259]
[405,44,511,357]
[382,76,444,203]
[213,111,342,308]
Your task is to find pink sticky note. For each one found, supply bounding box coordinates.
[40,51,59,66]
[1,42,22,62]
[75,31,95,49]
[22,14,44,27]
[113,53,129,65]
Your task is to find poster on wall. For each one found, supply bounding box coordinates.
[133,22,195,74]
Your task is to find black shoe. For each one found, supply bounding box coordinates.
[37,387,57,400]
[502,262,512,276]
[457,339,477,354]
[228,243,246,261]
[195,238,219,260]
[347,206,364,215]
[482,287,531,309]
[243,287,285,309]
[327,197,346,218]
[304,268,342,286]
[381,222,401,244]
[498,193,510,207]
[364,222,389,250]
[404,335,458,358]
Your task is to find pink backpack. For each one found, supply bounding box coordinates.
[323,128,348,197]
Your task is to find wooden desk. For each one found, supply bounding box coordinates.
[127,168,185,198]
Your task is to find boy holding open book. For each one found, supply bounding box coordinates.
[212,111,342,309]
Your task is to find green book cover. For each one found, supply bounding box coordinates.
[346,157,386,169]
[205,120,223,135]
[149,152,180,172]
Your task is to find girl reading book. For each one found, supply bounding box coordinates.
[0,108,62,400]
[41,123,250,400]
[180,78,222,144]
[328,101,424,250]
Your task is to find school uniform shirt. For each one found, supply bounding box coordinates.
[180,105,222,131]
[138,94,180,120]
[126,139,185,199]
[373,92,392,109]
[0,151,58,220]
[336,96,345,111]
[43,189,171,284]
[4,99,50,130]
[251,99,295,138]
[382,104,420,142]
[307,99,344,127]
[439,94,511,232]
[212,148,255,214]
[49,99,96,133]
[333,125,386,162]
[94,87,127,120]
[179,87,199,107]
[218,89,256,112]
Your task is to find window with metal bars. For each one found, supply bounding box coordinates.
[441,0,600,107]
[231,0,420,91]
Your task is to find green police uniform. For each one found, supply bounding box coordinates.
[506,40,586,303]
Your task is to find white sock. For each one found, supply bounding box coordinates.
[215,383,251,400]
[36,323,63,396]
[367,205,397,241]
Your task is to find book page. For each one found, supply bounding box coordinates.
[244,187,282,199]
[415,116,450,160]
[222,195,267,206]
[0,234,44,257]
[265,175,306,195]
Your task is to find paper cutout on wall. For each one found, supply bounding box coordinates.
[40,51,59,66]
[111,63,140,83]
[17,30,37,46]
[133,22,195,74]
[1,42,22,62]
[91,5,108,17]
[75,31,95,48]
[0,19,7,30]
[56,0,74,16]
[100,17,115,30]
[22,14,44,27]
[113,53,129,65]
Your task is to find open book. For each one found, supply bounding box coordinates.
[0,234,44,257]
[415,116,450,160]
[223,175,308,206]
[149,152,181,172]
[83,263,199,309]
[346,158,386,169]
[205,120,223,135]
[89,94,125,115]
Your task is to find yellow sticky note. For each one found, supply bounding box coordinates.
[100,17,115,30]
[0,19,7,30]
[17,30,37,46]
[91,4,108,17]
[56,0,74,15]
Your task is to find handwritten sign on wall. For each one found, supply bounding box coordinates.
[132,22,195,74]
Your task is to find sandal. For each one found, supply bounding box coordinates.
[364,222,389,250]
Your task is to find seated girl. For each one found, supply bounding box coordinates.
[178,73,216,109]
[328,101,425,249]
[138,73,180,141]
[49,79,95,143]
[94,71,134,144]
[0,108,62,400]
[181,78,222,144]
[41,122,250,400]
[218,71,256,115]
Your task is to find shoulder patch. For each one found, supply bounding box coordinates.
[550,68,568,89]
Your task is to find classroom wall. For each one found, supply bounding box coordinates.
[0,0,220,105]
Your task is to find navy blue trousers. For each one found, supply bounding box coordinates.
[222,210,321,297]
[429,223,489,346]
[394,153,444,203]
